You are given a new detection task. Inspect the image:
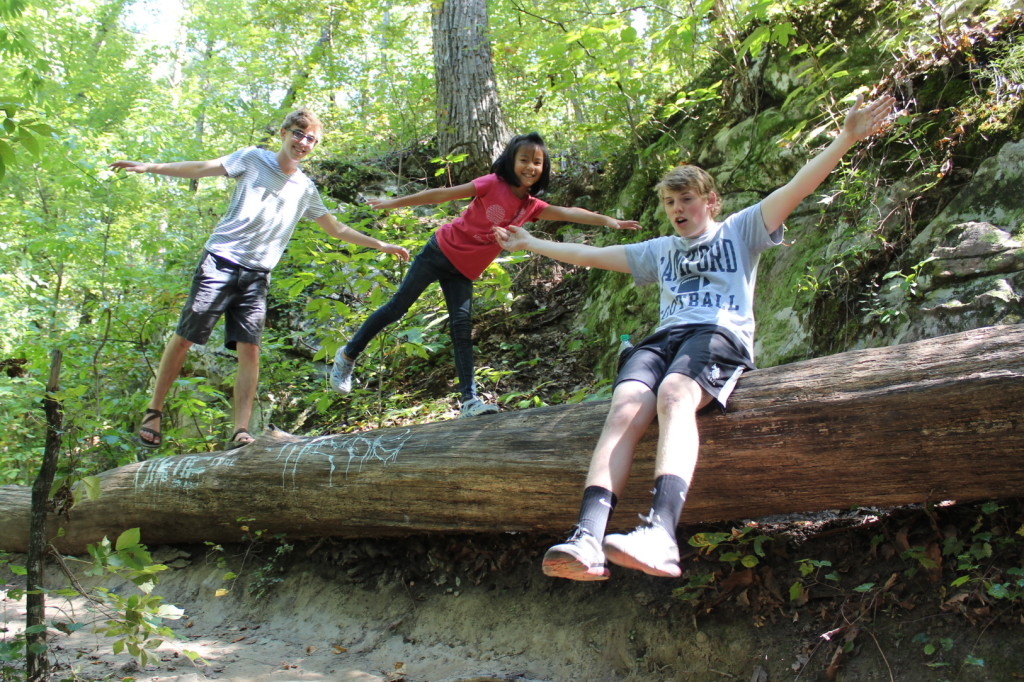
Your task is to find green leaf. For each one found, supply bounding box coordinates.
[115,527,142,551]
[17,127,39,157]
[986,582,1010,599]
[0,138,13,165]
[81,475,102,501]
[24,122,53,136]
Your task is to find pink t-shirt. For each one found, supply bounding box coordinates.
[436,173,549,280]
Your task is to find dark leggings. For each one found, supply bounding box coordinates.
[345,235,477,402]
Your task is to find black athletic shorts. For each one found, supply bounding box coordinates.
[615,324,753,409]
[175,251,270,350]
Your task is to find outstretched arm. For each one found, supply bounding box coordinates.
[760,92,895,232]
[536,205,641,231]
[108,159,227,179]
[315,213,410,261]
[367,182,476,211]
[493,225,631,273]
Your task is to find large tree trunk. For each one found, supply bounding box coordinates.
[2,325,1022,555]
[431,0,510,182]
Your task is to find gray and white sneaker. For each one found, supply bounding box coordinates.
[459,397,499,418]
[542,527,610,581]
[602,521,681,578]
[329,348,355,394]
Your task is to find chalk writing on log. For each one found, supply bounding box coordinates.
[275,430,414,488]
[133,453,239,490]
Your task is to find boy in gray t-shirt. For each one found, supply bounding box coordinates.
[496,92,894,581]
[111,109,409,451]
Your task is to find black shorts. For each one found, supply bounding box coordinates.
[175,251,270,350]
[615,324,753,409]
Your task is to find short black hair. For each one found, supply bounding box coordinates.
[490,132,551,196]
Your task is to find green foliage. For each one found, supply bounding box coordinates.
[673,525,772,601]
[84,530,183,668]
[0,552,30,680]
[209,518,294,601]
[0,103,52,182]
[0,533,202,678]
[942,502,1024,606]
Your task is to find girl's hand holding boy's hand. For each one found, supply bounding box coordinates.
[493,224,530,251]
[379,242,411,261]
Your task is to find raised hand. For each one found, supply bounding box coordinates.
[109,160,149,173]
[612,219,641,231]
[844,93,897,142]
[367,197,398,211]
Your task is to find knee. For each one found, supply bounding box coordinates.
[657,374,703,412]
[606,382,655,421]
[375,299,409,324]
[235,342,261,363]
[449,314,472,338]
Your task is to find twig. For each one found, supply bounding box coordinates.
[864,627,895,682]
[48,546,103,605]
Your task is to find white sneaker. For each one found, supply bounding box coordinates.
[459,397,499,418]
[602,522,681,578]
[542,527,610,581]
[329,348,355,394]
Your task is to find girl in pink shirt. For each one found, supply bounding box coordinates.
[330,132,639,417]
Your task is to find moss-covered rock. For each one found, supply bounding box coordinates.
[569,2,1022,377]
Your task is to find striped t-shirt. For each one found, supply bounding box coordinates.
[203,146,329,271]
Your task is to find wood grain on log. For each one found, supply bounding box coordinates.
[1,324,1022,554]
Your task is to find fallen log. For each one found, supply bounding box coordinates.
[2,324,1022,555]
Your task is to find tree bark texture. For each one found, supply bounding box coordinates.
[431,0,509,182]
[1,325,1022,555]
[26,350,63,680]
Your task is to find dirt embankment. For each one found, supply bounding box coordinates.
[3,502,1023,681]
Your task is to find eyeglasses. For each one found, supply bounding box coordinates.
[289,129,319,145]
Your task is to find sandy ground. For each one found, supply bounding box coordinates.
[3,534,1021,682]
[3,540,773,682]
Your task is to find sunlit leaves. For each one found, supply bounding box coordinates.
[0,103,52,181]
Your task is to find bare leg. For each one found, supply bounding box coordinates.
[541,381,657,581]
[602,373,712,578]
[140,333,193,444]
[584,380,658,495]
[653,373,713,481]
[232,341,260,443]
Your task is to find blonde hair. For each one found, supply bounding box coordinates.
[656,165,721,217]
[281,108,322,134]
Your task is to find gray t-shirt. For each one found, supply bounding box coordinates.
[624,203,782,360]
[203,146,329,271]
